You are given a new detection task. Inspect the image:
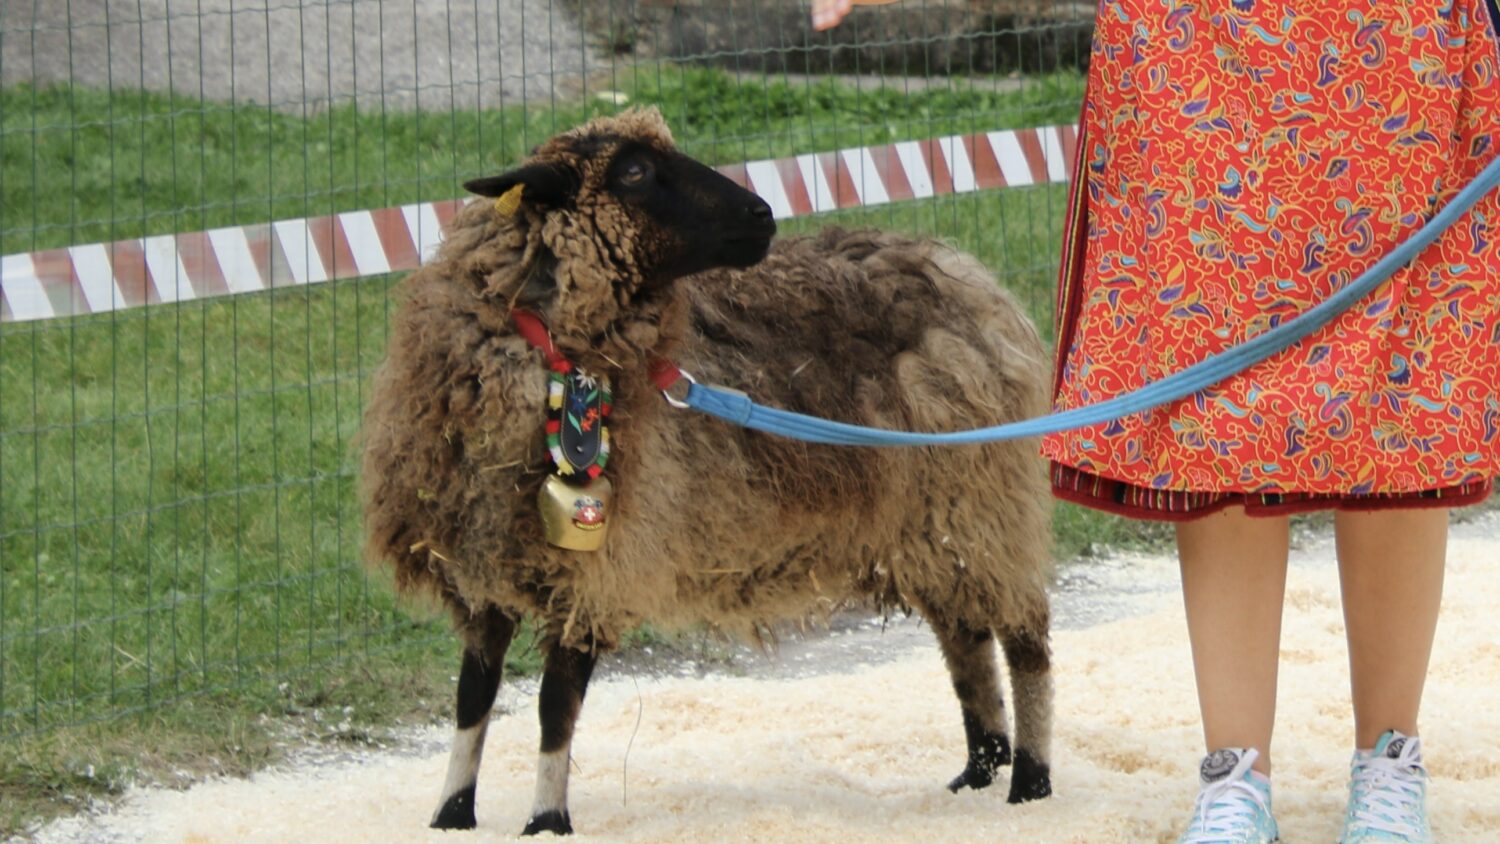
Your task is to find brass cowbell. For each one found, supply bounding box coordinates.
[538,475,612,551]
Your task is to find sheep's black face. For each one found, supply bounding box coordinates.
[464,120,775,291]
[602,142,777,283]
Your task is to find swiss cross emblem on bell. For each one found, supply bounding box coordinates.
[571,497,605,529]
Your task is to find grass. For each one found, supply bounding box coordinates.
[1,66,1086,254]
[0,637,468,835]
[0,269,547,834]
[0,64,1167,835]
[3,275,404,731]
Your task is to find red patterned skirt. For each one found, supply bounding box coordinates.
[1042,1,1500,521]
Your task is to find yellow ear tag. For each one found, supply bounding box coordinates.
[494,183,525,217]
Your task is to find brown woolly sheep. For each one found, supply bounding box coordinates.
[361,107,1054,836]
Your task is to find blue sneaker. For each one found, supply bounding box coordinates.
[1176,748,1280,844]
[1340,730,1432,843]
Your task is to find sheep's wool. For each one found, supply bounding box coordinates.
[360,109,1053,650]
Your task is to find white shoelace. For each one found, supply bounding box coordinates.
[1349,738,1427,838]
[1182,749,1272,844]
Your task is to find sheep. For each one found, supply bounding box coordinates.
[360,107,1054,836]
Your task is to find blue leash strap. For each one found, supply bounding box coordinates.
[676,154,1500,447]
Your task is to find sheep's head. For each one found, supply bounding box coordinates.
[464,108,776,317]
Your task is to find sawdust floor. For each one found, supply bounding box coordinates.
[30,520,1500,843]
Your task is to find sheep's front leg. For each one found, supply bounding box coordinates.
[522,638,598,836]
[432,606,518,830]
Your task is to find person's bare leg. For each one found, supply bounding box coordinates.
[1177,506,1290,775]
[1334,508,1447,749]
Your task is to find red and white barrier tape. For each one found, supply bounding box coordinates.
[0,124,1077,324]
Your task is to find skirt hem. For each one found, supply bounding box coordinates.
[1050,462,1493,522]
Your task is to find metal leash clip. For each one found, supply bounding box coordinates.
[661,368,697,410]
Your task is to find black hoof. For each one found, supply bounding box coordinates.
[430,786,478,830]
[946,763,996,792]
[947,729,1011,792]
[522,810,573,836]
[1006,748,1052,804]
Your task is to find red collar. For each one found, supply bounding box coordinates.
[511,309,683,391]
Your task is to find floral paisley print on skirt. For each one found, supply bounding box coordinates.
[1043,0,1500,520]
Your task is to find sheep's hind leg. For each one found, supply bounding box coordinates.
[522,637,598,837]
[927,615,1013,792]
[431,606,518,830]
[1001,625,1053,803]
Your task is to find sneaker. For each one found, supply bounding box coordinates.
[1176,748,1280,844]
[1340,730,1432,843]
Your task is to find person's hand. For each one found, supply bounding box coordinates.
[811,0,901,32]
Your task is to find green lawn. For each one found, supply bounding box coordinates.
[0,65,1169,834]
[1,67,1087,254]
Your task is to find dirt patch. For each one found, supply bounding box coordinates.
[1,0,603,111]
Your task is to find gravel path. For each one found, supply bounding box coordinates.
[1,0,603,111]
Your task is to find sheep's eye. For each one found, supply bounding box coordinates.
[618,161,650,186]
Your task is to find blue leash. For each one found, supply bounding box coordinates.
[673,154,1500,447]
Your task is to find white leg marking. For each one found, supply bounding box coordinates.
[1010,669,1053,761]
[530,749,571,815]
[435,721,488,809]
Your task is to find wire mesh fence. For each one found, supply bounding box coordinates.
[0,0,1091,737]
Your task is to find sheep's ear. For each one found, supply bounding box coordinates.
[463,164,577,209]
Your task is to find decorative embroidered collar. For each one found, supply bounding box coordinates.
[512,309,612,483]
[510,309,687,488]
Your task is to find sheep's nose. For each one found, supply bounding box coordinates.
[748,198,773,222]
